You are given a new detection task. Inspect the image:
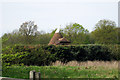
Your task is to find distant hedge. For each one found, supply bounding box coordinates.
[2,44,120,66]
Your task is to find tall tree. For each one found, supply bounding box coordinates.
[19,21,38,44]
[63,23,90,44]
[91,19,117,44]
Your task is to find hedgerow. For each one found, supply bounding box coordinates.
[2,44,120,66]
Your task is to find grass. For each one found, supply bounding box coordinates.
[2,61,118,79]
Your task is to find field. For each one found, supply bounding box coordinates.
[2,61,118,79]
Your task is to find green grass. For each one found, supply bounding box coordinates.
[2,65,118,79]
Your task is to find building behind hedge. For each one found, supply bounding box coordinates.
[48,28,70,45]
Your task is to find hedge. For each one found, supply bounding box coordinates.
[2,45,55,66]
[2,44,120,66]
[44,45,114,62]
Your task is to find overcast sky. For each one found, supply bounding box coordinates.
[0,0,119,37]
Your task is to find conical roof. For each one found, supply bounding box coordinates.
[55,37,70,45]
[48,28,70,45]
[48,28,63,45]
[58,38,69,42]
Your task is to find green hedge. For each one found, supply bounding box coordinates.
[2,45,55,66]
[44,45,114,62]
[2,44,120,66]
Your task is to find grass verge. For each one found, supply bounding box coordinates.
[2,63,118,79]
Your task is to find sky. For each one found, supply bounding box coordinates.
[0,0,119,37]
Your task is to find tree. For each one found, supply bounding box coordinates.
[1,33,9,45]
[115,27,120,44]
[19,21,38,36]
[2,30,24,46]
[63,23,90,44]
[19,21,38,44]
[91,19,117,44]
[50,28,57,38]
[33,31,51,44]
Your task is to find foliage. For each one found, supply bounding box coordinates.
[1,31,23,46]
[19,21,38,36]
[1,33,9,44]
[62,23,90,44]
[45,45,115,62]
[50,28,57,38]
[1,19,119,46]
[91,19,117,44]
[105,44,120,60]
[33,32,51,44]
[115,27,120,44]
[2,44,120,66]
[2,28,50,47]
[2,45,54,66]
[19,21,38,44]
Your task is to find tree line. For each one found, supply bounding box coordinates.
[1,19,120,46]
